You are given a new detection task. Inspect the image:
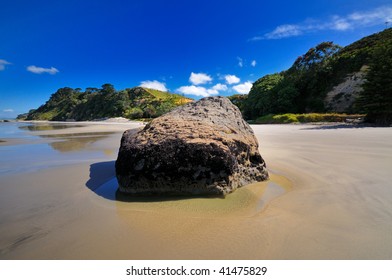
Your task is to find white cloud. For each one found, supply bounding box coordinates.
[251,60,257,67]
[139,80,167,91]
[225,74,240,84]
[237,57,243,67]
[0,59,11,71]
[27,65,59,75]
[330,16,351,31]
[232,81,253,95]
[348,6,392,24]
[212,83,228,91]
[253,5,392,40]
[3,109,14,113]
[249,36,263,41]
[264,24,303,39]
[177,85,219,97]
[177,82,228,97]
[189,72,212,85]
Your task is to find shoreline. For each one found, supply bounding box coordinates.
[15,118,145,125]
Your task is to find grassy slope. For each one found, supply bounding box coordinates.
[142,88,193,105]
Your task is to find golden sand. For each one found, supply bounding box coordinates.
[1,122,392,259]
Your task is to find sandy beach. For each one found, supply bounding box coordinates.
[0,122,391,259]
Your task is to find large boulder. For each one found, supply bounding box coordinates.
[115,96,268,196]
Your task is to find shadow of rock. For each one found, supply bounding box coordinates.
[86,161,118,200]
[115,189,224,202]
[86,161,224,202]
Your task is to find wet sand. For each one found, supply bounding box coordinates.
[0,122,392,259]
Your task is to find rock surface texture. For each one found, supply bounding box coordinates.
[115,96,268,196]
[324,65,368,112]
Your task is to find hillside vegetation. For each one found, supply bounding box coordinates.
[20,84,192,121]
[18,29,392,124]
[251,113,365,124]
[237,28,392,125]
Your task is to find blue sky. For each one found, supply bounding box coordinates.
[1,0,392,118]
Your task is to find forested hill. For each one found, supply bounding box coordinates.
[19,29,392,124]
[232,28,392,125]
[19,85,193,121]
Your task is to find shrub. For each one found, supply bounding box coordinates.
[255,114,299,124]
[253,113,364,124]
[125,107,143,119]
[273,114,299,123]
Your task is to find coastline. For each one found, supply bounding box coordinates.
[1,122,392,259]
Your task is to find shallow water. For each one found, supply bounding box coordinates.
[93,172,290,217]
[18,123,85,131]
[0,122,118,174]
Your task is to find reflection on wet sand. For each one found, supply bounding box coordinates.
[49,136,108,152]
[39,132,115,153]
[39,132,114,138]
[18,124,85,131]
[16,123,120,153]
[21,130,114,153]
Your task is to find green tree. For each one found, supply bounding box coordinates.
[26,87,81,120]
[125,107,144,119]
[156,102,176,116]
[228,94,248,112]
[292,42,341,71]
[100,83,115,95]
[275,82,299,113]
[288,42,341,112]
[244,73,284,119]
[357,40,392,124]
[143,105,157,118]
